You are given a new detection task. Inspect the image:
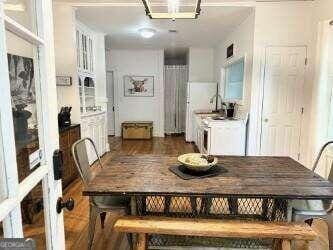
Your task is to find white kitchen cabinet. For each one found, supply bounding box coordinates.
[76,23,95,75]
[194,114,248,156]
[209,122,246,156]
[81,111,108,164]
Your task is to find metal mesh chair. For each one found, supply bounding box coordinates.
[72,138,131,250]
[292,141,333,220]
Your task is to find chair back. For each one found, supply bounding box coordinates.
[312,141,333,172]
[71,137,103,186]
[312,141,333,211]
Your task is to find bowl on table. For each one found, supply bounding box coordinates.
[177,153,218,172]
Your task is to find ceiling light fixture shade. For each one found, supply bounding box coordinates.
[142,0,201,20]
[139,28,156,38]
[168,0,180,15]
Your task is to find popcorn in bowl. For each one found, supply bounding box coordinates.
[178,153,218,172]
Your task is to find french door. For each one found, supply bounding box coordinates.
[260,46,306,161]
[0,0,65,249]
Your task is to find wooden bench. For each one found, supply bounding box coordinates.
[114,216,317,250]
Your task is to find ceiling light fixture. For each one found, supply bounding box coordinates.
[4,3,26,12]
[139,28,156,38]
[142,0,201,20]
[168,0,180,17]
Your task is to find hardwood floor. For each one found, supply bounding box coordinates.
[23,135,197,250]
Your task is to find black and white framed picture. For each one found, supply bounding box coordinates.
[7,53,37,142]
[123,75,154,97]
[8,53,36,107]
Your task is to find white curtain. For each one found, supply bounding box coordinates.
[164,65,188,134]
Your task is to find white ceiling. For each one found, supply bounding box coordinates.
[76,5,254,50]
[55,0,310,3]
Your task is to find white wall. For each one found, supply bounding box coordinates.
[106,49,165,137]
[94,33,107,110]
[53,4,108,125]
[188,47,214,82]
[53,3,81,123]
[248,1,315,167]
[307,0,333,175]
[214,12,255,113]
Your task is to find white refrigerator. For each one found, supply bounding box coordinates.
[185,82,218,142]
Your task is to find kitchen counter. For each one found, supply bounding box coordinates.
[194,109,220,115]
[80,110,106,118]
[59,123,80,133]
[193,110,248,156]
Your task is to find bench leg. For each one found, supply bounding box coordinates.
[272,239,291,250]
[294,240,310,250]
[136,233,147,250]
[281,240,291,250]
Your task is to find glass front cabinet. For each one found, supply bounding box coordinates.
[76,22,96,112]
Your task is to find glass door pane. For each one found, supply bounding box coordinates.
[22,179,46,249]
[5,0,37,34]
[6,31,44,183]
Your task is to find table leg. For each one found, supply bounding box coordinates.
[165,196,171,213]
[131,196,137,246]
[228,198,238,215]
[261,198,269,220]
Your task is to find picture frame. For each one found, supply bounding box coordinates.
[123,75,154,97]
[56,76,72,86]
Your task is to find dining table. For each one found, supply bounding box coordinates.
[83,154,333,249]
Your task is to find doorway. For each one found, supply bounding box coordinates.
[106,71,115,136]
[260,46,306,161]
[164,48,188,135]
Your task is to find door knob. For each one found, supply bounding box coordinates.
[56,197,75,213]
[264,118,269,123]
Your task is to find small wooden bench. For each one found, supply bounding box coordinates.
[114,216,317,250]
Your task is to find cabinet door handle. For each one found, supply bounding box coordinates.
[264,118,269,123]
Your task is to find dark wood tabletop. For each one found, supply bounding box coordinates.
[83,155,333,199]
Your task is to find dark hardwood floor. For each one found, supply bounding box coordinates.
[24,135,197,250]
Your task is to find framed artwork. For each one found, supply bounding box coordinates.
[8,53,36,107]
[123,75,154,97]
[8,53,41,169]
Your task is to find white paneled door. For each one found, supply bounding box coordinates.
[0,1,65,249]
[261,46,306,161]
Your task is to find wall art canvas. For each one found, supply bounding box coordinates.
[7,53,37,142]
[124,75,154,97]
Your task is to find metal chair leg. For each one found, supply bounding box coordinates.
[100,212,106,229]
[88,205,98,250]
